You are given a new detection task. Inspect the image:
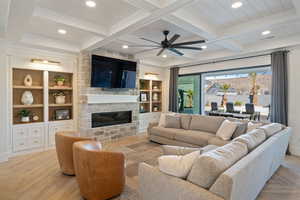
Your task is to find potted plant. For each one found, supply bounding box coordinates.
[53,91,66,104]
[54,75,65,86]
[18,109,31,122]
[219,84,231,107]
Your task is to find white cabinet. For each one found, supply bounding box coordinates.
[12,120,75,153]
[48,121,74,147]
[13,124,45,152]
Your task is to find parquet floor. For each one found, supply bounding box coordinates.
[0,135,300,200]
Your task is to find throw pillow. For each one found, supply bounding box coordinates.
[216,120,237,141]
[187,141,248,188]
[165,115,181,129]
[247,122,263,132]
[158,112,176,127]
[233,129,266,151]
[180,114,192,130]
[158,150,200,178]
[232,122,248,139]
[258,123,282,137]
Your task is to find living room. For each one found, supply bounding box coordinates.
[0,0,300,200]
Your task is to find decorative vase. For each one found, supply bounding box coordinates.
[153,93,158,101]
[21,116,30,123]
[57,81,64,86]
[153,106,158,112]
[24,74,33,87]
[21,91,34,105]
[55,96,66,104]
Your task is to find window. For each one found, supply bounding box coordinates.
[178,75,201,114]
[201,66,272,121]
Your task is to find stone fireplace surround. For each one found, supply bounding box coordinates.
[78,51,140,142]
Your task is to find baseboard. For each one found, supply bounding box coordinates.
[0,152,9,163]
[289,145,300,157]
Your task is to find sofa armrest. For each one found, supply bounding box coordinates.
[147,122,159,135]
[139,163,224,200]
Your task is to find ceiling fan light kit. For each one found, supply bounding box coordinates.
[131,30,206,56]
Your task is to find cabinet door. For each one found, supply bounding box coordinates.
[13,127,29,140]
[48,122,74,147]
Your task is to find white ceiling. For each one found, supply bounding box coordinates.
[1,0,300,67]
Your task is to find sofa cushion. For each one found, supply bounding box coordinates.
[187,141,248,189]
[200,145,219,154]
[189,115,225,133]
[208,137,230,146]
[247,121,263,132]
[165,115,181,129]
[258,123,282,137]
[158,150,200,178]
[216,120,237,141]
[180,114,192,130]
[158,112,177,127]
[175,130,215,147]
[233,129,266,151]
[150,127,184,139]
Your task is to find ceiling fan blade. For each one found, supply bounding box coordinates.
[172,40,206,46]
[168,48,184,56]
[157,48,166,56]
[168,34,180,44]
[140,37,161,45]
[128,45,161,48]
[171,46,203,50]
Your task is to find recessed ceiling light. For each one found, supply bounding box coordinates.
[86,0,96,8]
[57,29,67,35]
[262,30,271,35]
[122,45,129,49]
[162,54,167,58]
[232,1,243,9]
[201,45,207,49]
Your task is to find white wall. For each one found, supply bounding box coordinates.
[288,46,300,156]
[0,41,9,162]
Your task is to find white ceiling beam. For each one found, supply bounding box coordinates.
[83,0,199,50]
[0,0,11,38]
[21,33,80,53]
[220,10,298,39]
[124,0,243,52]
[6,0,37,41]
[292,0,300,16]
[33,7,108,37]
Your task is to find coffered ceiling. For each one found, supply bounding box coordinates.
[1,0,300,67]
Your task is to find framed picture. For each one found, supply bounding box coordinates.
[141,93,147,102]
[55,109,70,120]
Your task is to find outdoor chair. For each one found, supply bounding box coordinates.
[226,102,240,114]
[211,102,218,111]
[243,103,261,120]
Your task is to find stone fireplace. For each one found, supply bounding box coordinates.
[78,51,139,142]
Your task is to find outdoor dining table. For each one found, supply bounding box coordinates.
[207,111,251,119]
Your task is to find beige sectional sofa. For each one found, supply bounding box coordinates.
[140,114,292,200]
[148,115,231,147]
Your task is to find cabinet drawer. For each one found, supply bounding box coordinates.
[30,126,44,138]
[29,137,44,149]
[13,127,29,139]
[13,139,28,152]
[48,123,74,146]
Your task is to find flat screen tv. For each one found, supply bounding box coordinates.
[91,55,137,89]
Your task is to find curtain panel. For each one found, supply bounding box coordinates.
[169,67,179,112]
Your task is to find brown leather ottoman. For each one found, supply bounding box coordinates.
[55,131,92,175]
[73,141,125,200]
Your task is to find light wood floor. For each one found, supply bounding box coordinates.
[1,135,300,200]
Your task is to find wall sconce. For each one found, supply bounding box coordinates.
[145,72,159,76]
[30,59,61,65]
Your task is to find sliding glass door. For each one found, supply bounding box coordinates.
[177,75,201,114]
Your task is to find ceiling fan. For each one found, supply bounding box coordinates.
[129,30,206,56]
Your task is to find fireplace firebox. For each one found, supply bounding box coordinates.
[92,111,132,128]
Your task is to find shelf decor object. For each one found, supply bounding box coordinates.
[24,74,33,87]
[54,75,66,86]
[18,109,31,123]
[53,91,66,104]
[21,91,34,105]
